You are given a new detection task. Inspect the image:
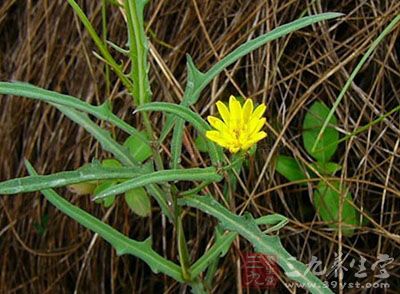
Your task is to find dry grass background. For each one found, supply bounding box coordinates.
[1,0,400,293]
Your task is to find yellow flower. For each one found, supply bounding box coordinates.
[205,96,267,153]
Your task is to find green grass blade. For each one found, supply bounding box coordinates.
[311,14,400,153]
[55,105,137,166]
[94,168,222,200]
[24,161,184,282]
[179,195,334,294]
[0,164,152,195]
[136,102,223,165]
[0,82,145,139]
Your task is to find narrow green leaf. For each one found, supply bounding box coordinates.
[94,167,222,200]
[0,163,150,195]
[0,82,144,138]
[179,195,333,294]
[170,120,185,169]
[183,55,206,106]
[314,181,359,236]
[184,13,343,104]
[125,187,152,217]
[124,0,152,105]
[24,160,183,282]
[276,155,309,183]
[303,101,339,163]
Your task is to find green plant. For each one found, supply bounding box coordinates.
[276,101,361,236]
[0,1,343,292]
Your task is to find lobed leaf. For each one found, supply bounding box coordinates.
[179,195,334,294]
[24,161,184,282]
[0,82,146,140]
[0,163,151,195]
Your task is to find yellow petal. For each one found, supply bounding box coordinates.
[205,130,222,143]
[241,131,267,150]
[206,130,231,148]
[251,103,266,120]
[216,101,230,124]
[250,131,267,144]
[242,99,253,123]
[249,117,266,135]
[229,146,240,153]
[229,96,241,129]
[247,116,260,135]
[207,116,228,132]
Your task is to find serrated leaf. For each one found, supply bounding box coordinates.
[0,82,140,137]
[179,195,333,294]
[125,187,151,217]
[0,163,148,195]
[24,160,183,282]
[314,181,359,236]
[303,101,339,163]
[182,13,343,107]
[124,131,153,162]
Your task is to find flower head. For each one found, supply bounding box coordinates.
[205,96,267,153]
